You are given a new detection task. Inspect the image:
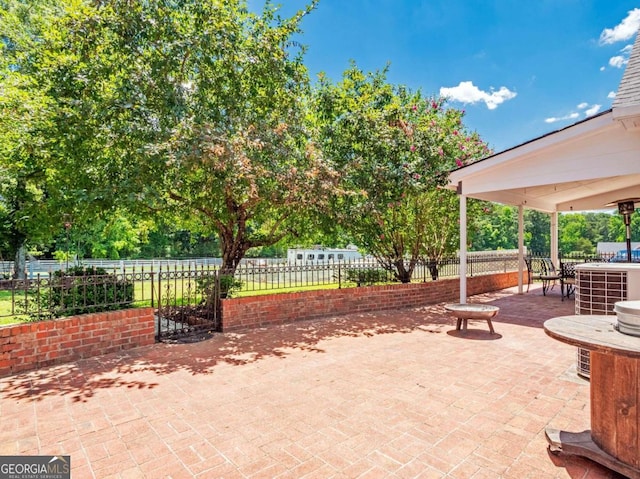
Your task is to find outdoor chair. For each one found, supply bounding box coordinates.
[525,257,560,294]
[559,261,577,301]
[538,259,561,296]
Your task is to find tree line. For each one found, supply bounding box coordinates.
[9,207,632,265]
[1,1,636,282]
[472,207,640,255]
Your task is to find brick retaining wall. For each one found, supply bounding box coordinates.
[0,308,155,377]
[221,271,520,331]
[0,272,520,376]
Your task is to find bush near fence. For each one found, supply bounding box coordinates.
[38,266,134,319]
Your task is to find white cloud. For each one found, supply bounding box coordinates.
[609,55,629,68]
[585,104,601,116]
[602,44,633,71]
[608,91,617,99]
[600,66,606,71]
[545,112,579,124]
[577,102,589,109]
[600,8,640,44]
[439,81,516,110]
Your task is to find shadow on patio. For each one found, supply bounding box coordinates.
[1,284,574,404]
[2,283,617,478]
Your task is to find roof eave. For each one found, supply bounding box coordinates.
[612,104,640,129]
[448,109,615,189]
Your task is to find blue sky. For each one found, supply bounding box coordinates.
[251,1,640,153]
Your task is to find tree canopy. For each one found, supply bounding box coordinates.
[3,0,635,276]
[0,0,346,273]
[313,65,490,281]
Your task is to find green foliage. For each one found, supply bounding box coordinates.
[196,273,243,301]
[27,0,333,273]
[53,249,73,264]
[314,65,490,282]
[25,266,133,319]
[344,268,388,286]
[469,208,640,255]
[524,210,550,253]
[471,205,519,251]
[0,0,70,277]
[138,229,221,259]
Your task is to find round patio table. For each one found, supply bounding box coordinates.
[544,315,640,479]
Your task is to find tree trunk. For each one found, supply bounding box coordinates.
[428,259,439,280]
[219,229,251,276]
[13,242,26,280]
[394,259,414,283]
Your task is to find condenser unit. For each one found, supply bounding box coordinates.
[574,263,640,378]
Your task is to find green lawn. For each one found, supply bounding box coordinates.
[0,290,31,325]
[0,279,368,326]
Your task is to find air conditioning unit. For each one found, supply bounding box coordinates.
[574,263,640,378]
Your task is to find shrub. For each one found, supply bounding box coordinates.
[345,268,388,286]
[34,266,133,318]
[196,273,243,303]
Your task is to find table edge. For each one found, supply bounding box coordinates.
[544,315,640,358]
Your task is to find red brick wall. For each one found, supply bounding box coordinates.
[0,308,155,377]
[221,272,519,331]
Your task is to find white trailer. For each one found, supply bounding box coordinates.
[287,246,362,264]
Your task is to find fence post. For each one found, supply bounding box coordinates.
[215,268,221,329]
[150,271,159,340]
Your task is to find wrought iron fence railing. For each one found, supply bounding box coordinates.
[0,254,522,327]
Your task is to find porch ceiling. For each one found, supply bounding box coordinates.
[461,174,640,213]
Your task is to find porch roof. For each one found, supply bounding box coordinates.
[447,30,640,212]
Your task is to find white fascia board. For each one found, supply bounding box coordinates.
[448,112,615,188]
[453,124,638,196]
[612,105,640,124]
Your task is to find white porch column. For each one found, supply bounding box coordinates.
[459,192,467,304]
[518,205,524,294]
[551,211,559,268]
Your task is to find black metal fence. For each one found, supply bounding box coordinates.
[558,251,617,262]
[0,253,523,338]
[231,254,519,293]
[0,266,222,341]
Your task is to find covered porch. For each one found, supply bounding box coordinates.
[448,28,640,303]
[449,108,640,302]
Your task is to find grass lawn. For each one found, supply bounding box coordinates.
[0,280,366,326]
[0,290,31,325]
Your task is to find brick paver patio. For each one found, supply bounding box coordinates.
[0,284,626,478]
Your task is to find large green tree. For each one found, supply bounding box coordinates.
[10,0,335,274]
[314,66,489,282]
[0,0,73,277]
